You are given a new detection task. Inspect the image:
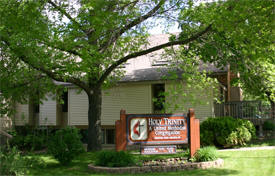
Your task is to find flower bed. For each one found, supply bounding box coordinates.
[88,158,224,174]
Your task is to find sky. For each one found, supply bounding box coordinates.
[48,0,216,35]
[148,21,181,35]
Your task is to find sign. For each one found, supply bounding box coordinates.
[115,109,200,157]
[126,114,189,145]
[141,145,176,155]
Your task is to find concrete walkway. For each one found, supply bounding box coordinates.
[219,146,275,151]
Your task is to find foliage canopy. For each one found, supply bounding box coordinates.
[0,0,274,150]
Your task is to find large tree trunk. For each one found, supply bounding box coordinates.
[87,88,102,151]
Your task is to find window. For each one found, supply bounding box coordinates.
[61,91,68,112]
[101,128,115,144]
[152,84,165,113]
[106,129,115,144]
[101,129,105,144]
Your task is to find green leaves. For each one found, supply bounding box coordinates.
[177,0,274,103]
[200,116,256,147]
[48,127,84,165]
[192,146,218,162]
[95,150,136,167]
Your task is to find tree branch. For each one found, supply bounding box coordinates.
[118,0,139,12]
[20,55,89,92]
[41,41,82,57]
[47,0,86,33]
[100,0,166,52]
[120,0,165,36]
[9,75,46,89]
[98,24,212,85]
[1,37,90,93]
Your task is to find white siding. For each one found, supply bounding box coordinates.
[68,89,88,125]
[14,103,29,126]
[102,84,152,125]
[165,82,214,121]
[68,82,214,126]
[68,84,152,126]
[39,94,56,125]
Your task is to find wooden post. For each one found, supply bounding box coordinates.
[227,64,231,116]
[115,109,127,151]
[189,109,200,157]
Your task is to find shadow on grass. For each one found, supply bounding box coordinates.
[26,152,97,176]
[246,138,275,147]
[107,168,239,176]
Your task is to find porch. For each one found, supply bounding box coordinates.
[214,101,273,119]
[214,101,275,137]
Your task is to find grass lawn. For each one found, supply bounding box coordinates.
[24,149,275,176]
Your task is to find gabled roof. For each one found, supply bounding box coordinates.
[121,64,226,83]
[55,33,226,85]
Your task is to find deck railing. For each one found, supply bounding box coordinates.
[214,101,273,119]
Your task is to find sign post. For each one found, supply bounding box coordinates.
[115,110,127,151]
[115,109,200,157]
[188,109,200,157]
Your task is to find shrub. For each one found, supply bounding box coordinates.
[95,150,135,167]
[48,127,84,165]
[10,133,48,151]
[263,121,275,131]
[9,126,53,151]
[0,146,26,175]
[239,118,256,137]
[200,116,256,147]
[192,146,218,162]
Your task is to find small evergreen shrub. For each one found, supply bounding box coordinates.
[0,146,26,175]
[263,121,275,131]
[48,127,84,165]
[95,150,135,167]
[200,116,256,147]
[192,146,217,162]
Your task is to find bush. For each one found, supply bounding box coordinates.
[200,116,256,147]
[0,146,26,175]
[9,126,53,151]
[48,127,84,165]
[263,121,275,131]
[12,133,47,151]
[95,150,135,167]
[192,146,218,162]
[10,133,46,151]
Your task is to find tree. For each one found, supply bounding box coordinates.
[0,0,274,151]
[0,0,212,151]
[177,0,274,117]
